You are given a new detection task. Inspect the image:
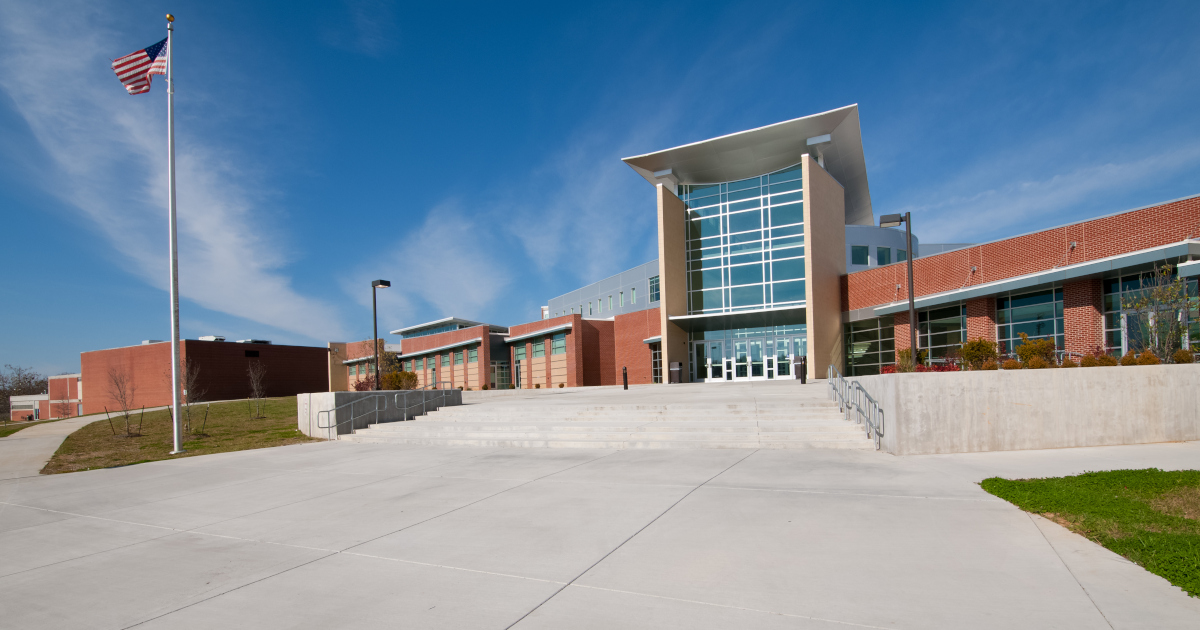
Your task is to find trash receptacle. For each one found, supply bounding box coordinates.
[669,362,682,384]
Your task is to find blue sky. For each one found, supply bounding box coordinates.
[3,1,1199,374]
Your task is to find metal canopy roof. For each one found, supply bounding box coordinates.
[389,317,507,336]
[622,104,874,226]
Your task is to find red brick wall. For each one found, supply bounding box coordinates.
[965,297,997,343]
[614,308,661,385]
[581,319,616,386]
[846,196,1200,311]
[82,341,328,415]
[1063,279,1104,356]
[894,311,912,352]
[46,375,81,419]
[394,326,491,389]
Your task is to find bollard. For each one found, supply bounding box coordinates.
[622,366,628,390]
[799,357,808,384]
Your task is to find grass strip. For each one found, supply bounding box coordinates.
[42,397,315,474]
[982,469,1200,597]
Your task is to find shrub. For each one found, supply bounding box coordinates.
[535,383,541,389]
[1060,357,1079,368]
[482,384,489,390]
[1079,355,1099,368]
[881,364,898,374]
[1002,359,1023,370]
[914,362,960,372]
[1119,350,1138,366]
[509,384,516,389]
[352,375,375,391]
[961,338,999,370]
[894,348,927,373]
[1096,354,1119,367]
[380,371,418,390]
[1137,351,1161,366]
[1025,356,1050,369]
[1015,333,1056,364]
[981,359,999,370]
[558,383,565,388]
[1172,349,1195,364]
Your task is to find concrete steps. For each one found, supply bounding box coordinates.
[341,395,872,450]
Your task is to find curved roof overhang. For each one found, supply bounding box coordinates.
[622,104,873,226]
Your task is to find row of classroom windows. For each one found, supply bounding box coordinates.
[359,333,572,376]
[850,245,907,266]
[845,274,1200,375]
[553,277,659,318]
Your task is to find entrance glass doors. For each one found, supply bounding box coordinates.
[691,335,806,382]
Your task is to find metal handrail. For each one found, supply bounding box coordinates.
[827,364,884,450]
[316,394,387,441]
[392,382,455,422]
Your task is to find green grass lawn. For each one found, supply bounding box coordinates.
[43,397,316,474]
[982,469,1200,597]
[0,418,61,439]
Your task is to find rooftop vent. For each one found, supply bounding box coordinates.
[141,340,166,345]
[235,339,272,344]
[198,335,225,342]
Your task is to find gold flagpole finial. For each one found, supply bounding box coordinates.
[166,14,175,22]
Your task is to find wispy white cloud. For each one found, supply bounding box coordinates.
[0,1,349,341]
[898,145,1200,243]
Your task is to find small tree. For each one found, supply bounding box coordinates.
[163,357,206,432]
[54,397,74,420]
[247,360,267,419]
[1122,264,1192,362]
[381,371,418,390]
[960,338,998,370]
[106,365,139,436]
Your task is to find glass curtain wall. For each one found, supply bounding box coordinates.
[679,163,806,314]
[918,304,966,360]
[996,287,1063,354]
[845,316,895,376]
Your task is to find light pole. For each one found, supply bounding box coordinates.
[879,213,917,362]
[371,280,391,390]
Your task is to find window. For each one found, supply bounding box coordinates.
[631,287,636,303]
[897,249,907,262]
[441,354,450,367]
[650,342,662,384]
[350,364,357,376]
[415,358,423,370]
[851,246,869,266]
[997,287,1063,354]
[589,302,593,315]
[533,340,546,357]
[468,347,478,363]
[515,346,526,361]
[608,295,613,310]
[1102,271,1199,355]
[649,276,660,302]
[404,360,412,372]
[877,247,891,266]
[454,351,463,365]
[551,333,566,355]
[620,292,624,307]
[844,316,895,376]
[919,304,966,360]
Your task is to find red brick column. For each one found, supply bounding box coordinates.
[894,311,912,352]
[965,297,996,342]
[1063,279,1104,356]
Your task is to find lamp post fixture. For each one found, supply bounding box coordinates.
[371,280,391,390]
[879,213,917,362]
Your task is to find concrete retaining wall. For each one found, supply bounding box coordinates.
[853,365,1200,455]
[297,390,462,439]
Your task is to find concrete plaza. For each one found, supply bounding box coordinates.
[1,439,1198,628]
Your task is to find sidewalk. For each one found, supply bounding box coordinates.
[0,408,167,480]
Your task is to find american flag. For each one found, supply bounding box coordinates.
[112,37,167,95]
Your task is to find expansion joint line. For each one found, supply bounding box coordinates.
[1027,513,1115,630]
[504,449,762,629]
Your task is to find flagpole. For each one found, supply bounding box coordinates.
[166,14,184,455]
